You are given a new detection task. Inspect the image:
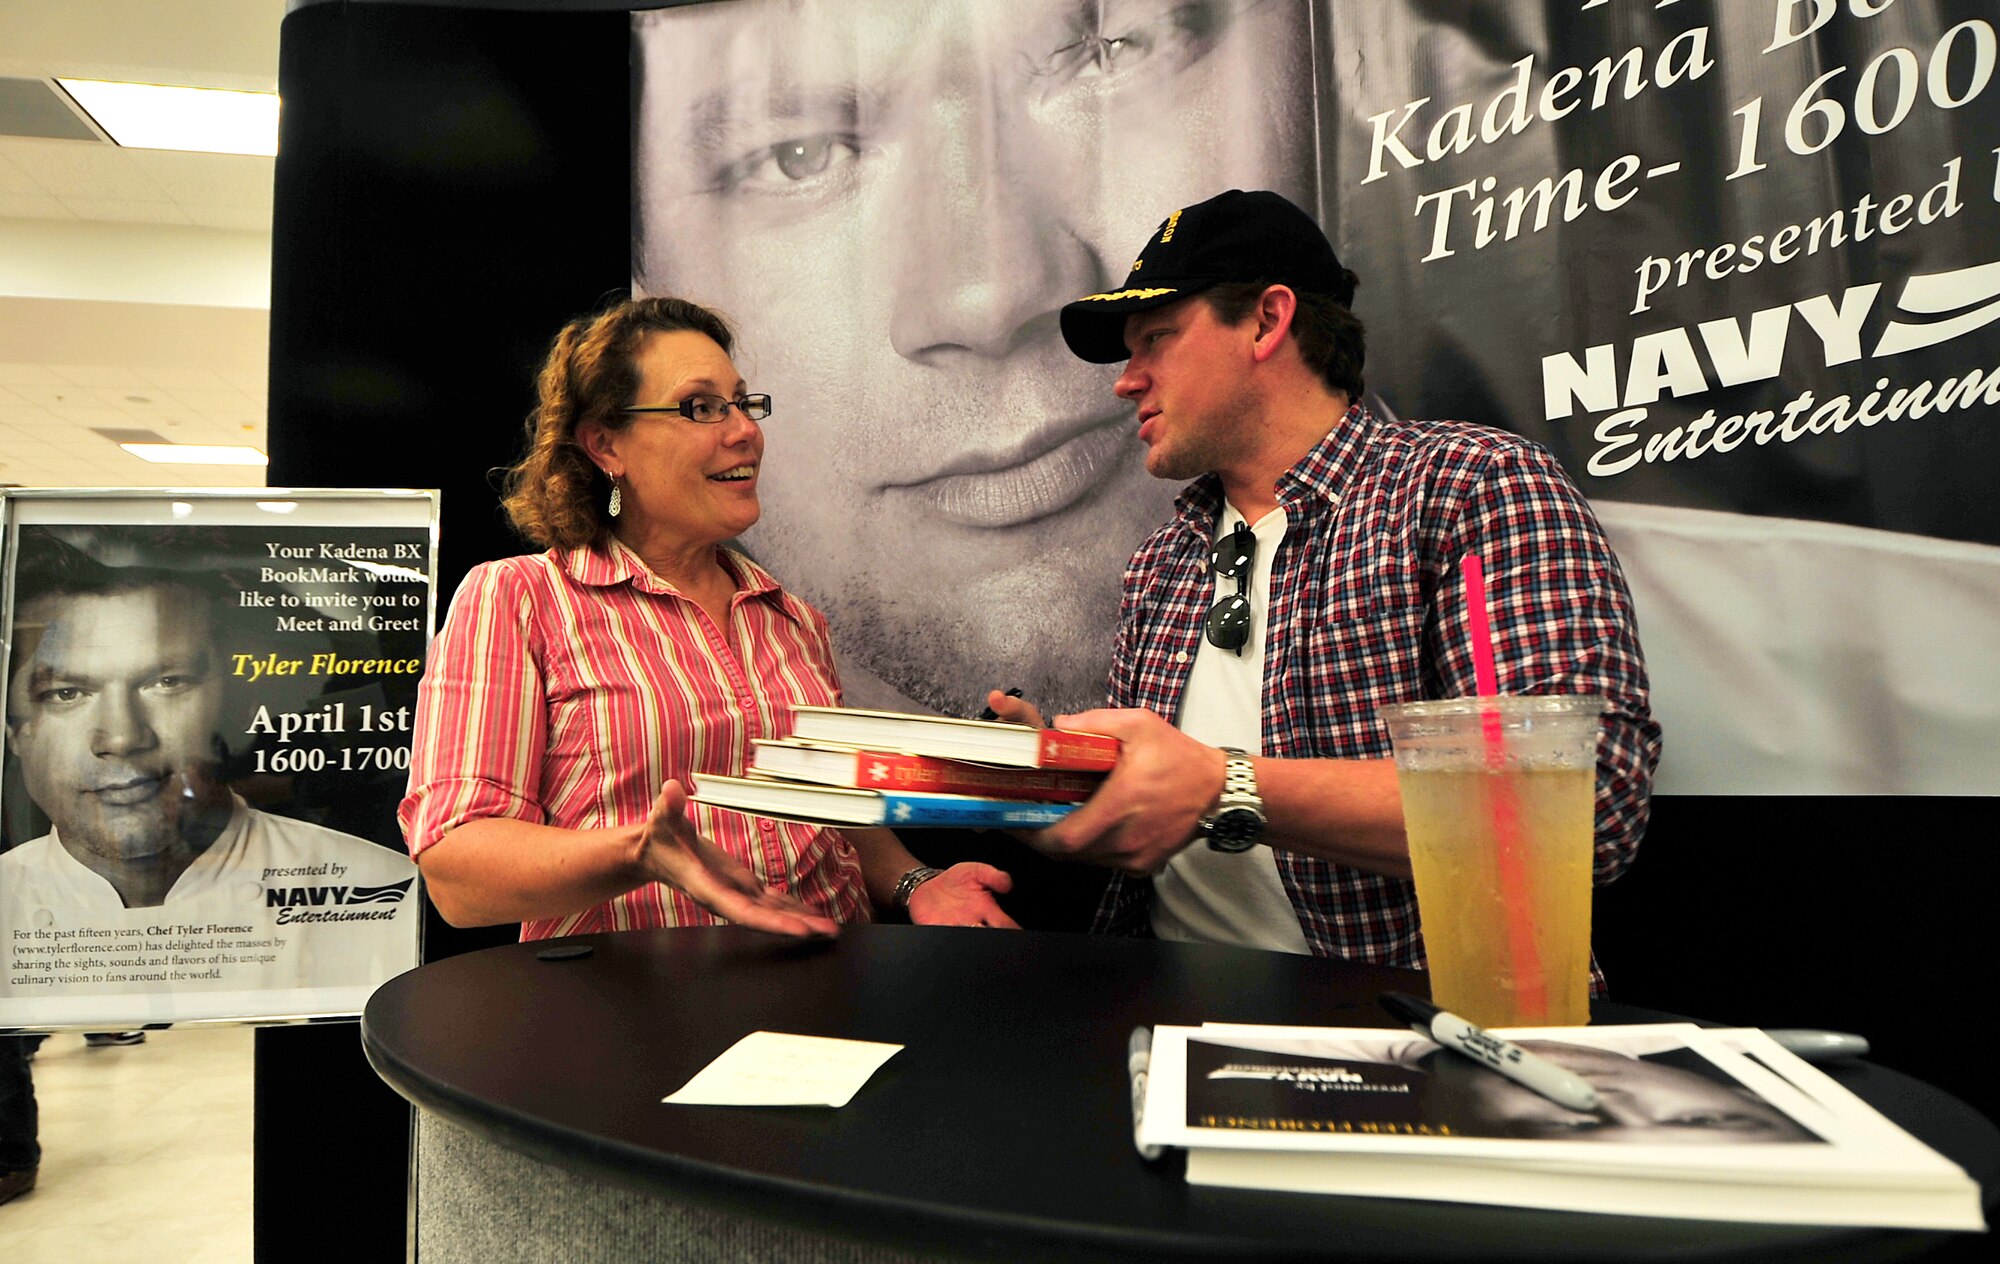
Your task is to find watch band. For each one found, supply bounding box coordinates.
[1199,747,1266,853]
[891,865,945,911]
[1217,748,1258,805]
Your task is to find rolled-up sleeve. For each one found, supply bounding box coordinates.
[399,561,549,858]
[1450,446,1663,887]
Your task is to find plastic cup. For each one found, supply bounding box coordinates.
[1376,696,1604,1028]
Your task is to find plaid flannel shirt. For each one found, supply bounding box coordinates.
[1092,405,1661,993]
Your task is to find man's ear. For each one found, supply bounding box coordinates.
[1250,285,1298,364]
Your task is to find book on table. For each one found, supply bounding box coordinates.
[1136,1022,1985,1232]
[786,705,1118,771]
[690,773,1080,829]
[749,738,1107,802]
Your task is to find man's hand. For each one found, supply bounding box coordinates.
[641,780,840,937]
[983,688,1046,729]
[1028,708,1227,873]
[905,862,1020,928]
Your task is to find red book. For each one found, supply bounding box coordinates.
[751,740,1106,802]
[786,706,1120,771]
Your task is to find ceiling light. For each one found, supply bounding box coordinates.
[56,78,279,157]
[121,443,269,466]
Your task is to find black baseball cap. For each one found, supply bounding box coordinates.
[1059,189,1352,364]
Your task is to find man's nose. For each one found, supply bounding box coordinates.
[93,691,159,758]
[1114,363,1147,400]
[887,76,1108,363]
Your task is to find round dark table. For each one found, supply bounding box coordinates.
[361,925,1996,1263]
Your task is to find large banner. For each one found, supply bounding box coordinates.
[0,491,437,1029]
[630,0,2000,795]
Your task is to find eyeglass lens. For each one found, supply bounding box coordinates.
[1205,521,1255,655]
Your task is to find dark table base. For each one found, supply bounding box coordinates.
[418,1112,953,1263]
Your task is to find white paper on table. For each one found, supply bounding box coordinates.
[662,1030,904,1107]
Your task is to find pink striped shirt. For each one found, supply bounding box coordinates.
[398,540,870,938]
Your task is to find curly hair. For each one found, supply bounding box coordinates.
[500,296,736,550]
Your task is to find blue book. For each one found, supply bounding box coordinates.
[690,774,1079,829]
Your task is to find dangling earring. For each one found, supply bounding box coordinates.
[607,480,623,519]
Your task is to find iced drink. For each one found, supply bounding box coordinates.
[1377,697,1603,1028]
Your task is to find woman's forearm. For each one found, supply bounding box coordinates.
[843,826,924,912]
[417,816,648,927]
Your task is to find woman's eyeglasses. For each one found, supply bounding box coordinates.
[624,393,773,424]
[1206,520,1255,655]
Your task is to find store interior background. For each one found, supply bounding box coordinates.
[2,3,282,1261]
[4,1,1997,1261]
[0,0,276,494]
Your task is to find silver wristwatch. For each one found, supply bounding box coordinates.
[1198,747,1265,853]
[891,865,944,911]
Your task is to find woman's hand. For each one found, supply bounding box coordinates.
[641,780,840,937]
[905,862,1020,928]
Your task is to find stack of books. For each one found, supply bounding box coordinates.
[1136,1022,1986,1231]
[690,706,1117,829]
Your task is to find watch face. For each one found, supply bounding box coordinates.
[1205,807,1262,853]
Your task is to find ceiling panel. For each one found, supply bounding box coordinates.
[0,0,282,490]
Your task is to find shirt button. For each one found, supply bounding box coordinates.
[1176,650,1189,664]
[759,819,777,834]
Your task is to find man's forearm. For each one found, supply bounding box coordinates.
[1253,755,1413,878]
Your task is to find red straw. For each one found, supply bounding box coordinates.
[1460,554,1548,1023]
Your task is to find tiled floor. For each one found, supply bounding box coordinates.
[0,1027,253,1263]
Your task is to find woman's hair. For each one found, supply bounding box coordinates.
[500,295,736,549]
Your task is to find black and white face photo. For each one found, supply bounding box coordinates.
[634,0,1320,715]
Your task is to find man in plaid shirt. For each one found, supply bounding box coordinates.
[989,190,1660,986]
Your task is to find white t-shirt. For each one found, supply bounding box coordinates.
[0,795,420,1026]
[1151,506,1311,954]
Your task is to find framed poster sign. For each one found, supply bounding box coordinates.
[0,490,438,1030]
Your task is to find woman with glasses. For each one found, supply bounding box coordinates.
[399,296,1015,939]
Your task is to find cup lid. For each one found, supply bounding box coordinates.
[1375,695,1605,720]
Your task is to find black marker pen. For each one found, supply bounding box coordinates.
[1380,991,1600,1113]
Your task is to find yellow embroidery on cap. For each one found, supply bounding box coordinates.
[1077,286,1177,302]
[1131,259,1143,271]
[1159,209,1183,243]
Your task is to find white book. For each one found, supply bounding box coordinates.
[786,706,1118,770]
[1137,1022,1984,1232]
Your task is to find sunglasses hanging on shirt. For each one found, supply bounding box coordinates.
[1205,520,1256,655]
